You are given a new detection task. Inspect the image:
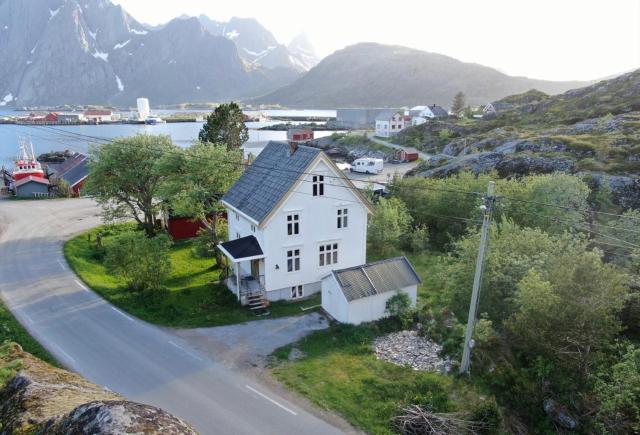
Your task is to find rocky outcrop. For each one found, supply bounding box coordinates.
[0,343,197,434]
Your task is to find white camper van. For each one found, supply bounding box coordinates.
[351,157,384,174]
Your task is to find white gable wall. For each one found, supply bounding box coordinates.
[346,285,418,325]
[321,274,349,322]
[261,157,368,299]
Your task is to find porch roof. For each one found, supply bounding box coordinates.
[218,236,264,263]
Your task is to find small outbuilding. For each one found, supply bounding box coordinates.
[14,176,50,198]
[321,256,421,325]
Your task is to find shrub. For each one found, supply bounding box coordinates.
[105,232,172,292]
[385,292,413,329]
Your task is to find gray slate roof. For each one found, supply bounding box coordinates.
[375,110,398,122]
[221,141,321,223]
[332,256,422,302]
[60,158,88,187]
[429,105,449,118]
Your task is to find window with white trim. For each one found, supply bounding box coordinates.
[287,249,300,272]
[337,208,348,229]
[319,243,338,266]
[312,175,324,196]
[287,213,299,235]
[291,285,303,299]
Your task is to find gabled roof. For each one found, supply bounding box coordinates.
[375,110,398,121]
[15,176,50,188]
[219,236,264,262]
[428,105,449,117]
[221,141,322,224]
[331,256,421,302]
[60,158,88,187]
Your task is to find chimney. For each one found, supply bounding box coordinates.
[289,141,298,156]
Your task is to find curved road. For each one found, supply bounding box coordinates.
[0,198,347,435]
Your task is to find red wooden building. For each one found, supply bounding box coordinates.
[395,149,419,162]
[286,128,314,142]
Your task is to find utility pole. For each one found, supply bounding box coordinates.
[459,181,495,375]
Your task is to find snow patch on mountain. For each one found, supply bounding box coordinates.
[0,93,14,106]
[130,28,148,35]
[225,29,239,40]
[49,8,60,20]
[92,49,108,62]
[88,30,97,40]
[115,75,124,91]
[113,40,130,50]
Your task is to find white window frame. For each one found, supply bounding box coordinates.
[318,242,338,267]
[291,284,303,299]
[287,213,300,235]
[337,208,348,229]
[287,248,301,272]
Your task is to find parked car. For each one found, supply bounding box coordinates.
[350,158,384,174]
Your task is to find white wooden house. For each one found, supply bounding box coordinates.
[375,111,409,138]
[410,105,449,126]
[219,141,375,307]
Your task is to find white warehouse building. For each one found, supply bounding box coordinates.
[137,98,150,121]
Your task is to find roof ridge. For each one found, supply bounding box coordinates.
[360,267,379,295]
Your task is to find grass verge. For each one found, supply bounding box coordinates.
[270,323,488,435]
[64,224,319,328]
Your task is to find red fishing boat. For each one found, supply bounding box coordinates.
[12,138,45,181]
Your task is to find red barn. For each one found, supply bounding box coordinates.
[395,149,419,162]
[44,112,59,122]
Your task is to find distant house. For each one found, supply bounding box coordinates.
[483,103,497,116]
[287,128,314,143]
[410,104,449,126]
[44,112,59,123]
[375,111,408,137]
[14,176,50,198]
[58,113,86,123]
[321,256,421,325]
[48,152,89,197]
[218,141,374,307]
[84,110,114,123]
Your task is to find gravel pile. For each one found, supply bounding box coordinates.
[374,330,452,373]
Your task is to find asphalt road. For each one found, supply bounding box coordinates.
[0,198,348,435]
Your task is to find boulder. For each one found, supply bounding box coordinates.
[0,343,197,434]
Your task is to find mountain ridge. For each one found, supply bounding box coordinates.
[252,43,591,108]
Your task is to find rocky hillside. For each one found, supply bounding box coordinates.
[253,43,589,108]
[0,0,304,106]
[398,70,640,209]
[0,342,197,434]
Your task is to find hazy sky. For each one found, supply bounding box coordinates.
[113,0,640,81]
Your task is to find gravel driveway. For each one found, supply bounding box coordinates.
[167,312,329,370]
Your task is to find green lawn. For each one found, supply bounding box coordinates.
[64,225,320,328]
[271,323,487,435]
[0,300,57,387]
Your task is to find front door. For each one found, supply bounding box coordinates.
[251,259,260,280]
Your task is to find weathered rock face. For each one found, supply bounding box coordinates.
[40,401,198,435]
[0,343,197,434]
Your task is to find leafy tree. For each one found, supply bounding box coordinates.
[451,92,466,116]
[595,345,640,434]
[506,250,628,381]
[105,231,172,292]
[198,102,249,150]
[159,142,243,268]
[368,197,413,255]
[440,219,564,323]
[86,135,177,237]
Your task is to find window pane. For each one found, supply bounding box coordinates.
[333,251,338,263]
[287,215,292,222]
[320,246,324,252]
[333,243,338,250]
[319,183,324,195]
[313,185,317,196]
[294,222,299,234]
[337,217,341,228]
[295,258,300,270]
[287,259,293,272]
[319,254,324,266]
[344,216,348,227]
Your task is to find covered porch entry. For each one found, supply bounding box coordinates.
[218,236,267,309]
